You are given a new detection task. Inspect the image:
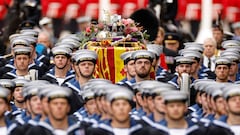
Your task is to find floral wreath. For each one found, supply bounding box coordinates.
[78,14,149,48]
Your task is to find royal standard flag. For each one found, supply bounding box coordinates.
[86,42,145,83]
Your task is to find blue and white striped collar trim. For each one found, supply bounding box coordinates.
[65,81,81,93]
[6,72,17,78]
[212,119,230,129]
[185,125,200,134]
[168,80,179,89]
[5,64,15,69]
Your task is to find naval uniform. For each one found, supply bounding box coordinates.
[0,57,47,79]
[160,118,207,135]
[199,64,216,79]
[25,117,86,135]
[206,118,235,135]
[168,74,194,90]
[87,118,152,135]
[64,78,84,114]
[1,69,39,80]
[41,68,74,86]
[155,66,174,82]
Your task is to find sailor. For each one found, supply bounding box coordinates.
[188,79,215,118]
[19,29,50,68]
[87,85,150,135]
[11,78,30,118]
[129,83,146,119]
[0,79,16,106]
[134,81,176,118]
[25,86,86,135]
[221,40,240,74]
[179,48,209,105]
[89,83,120,123]
[1,46,38,80]
[64,49,98,113]
[41,46,74,85]
[136,81,161,117]
[9,81,46,135]
[204,84,227,121]
[181,42,214,80]
[161,91,207,135]
[74,85,98,124]
[0,87,11,135]
[207,84,240,135]
[0,35,47,78]
[214,57,233,83]
[0,79,28,125]
[117,51,135,84]
[146,44,173,82]
[124,50,155,86]
[168,56,194,89]
[37,84,52,122]
[0,38,29,77]
[194,80,217,119]
[180,50,202,79]
[139,82,175,125]
[21,83,42,121]
[77,78,111,124]
[220,47,240,82]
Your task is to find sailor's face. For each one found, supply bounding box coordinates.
[227,96,240,115]
[146,96,154,113]
[229,62,238,76]
[125,60,136,78]
[95,96,103,114]
[0,98,8,116]
[135,59,151,78]
[215,65,229,81]
[85,99,98,115]
[111,99,131,123]
[215,97,227,115]
[176,64,191,75]
[49,98,70,121]
[153,95,165,114]
[29,96,42,116]
[13,87,24,103]
[165,101,187,121]
[201,92,209,109]
[14,55,30,71]
[41,97,49,116]
[78,61,95,78]
[100,96,109,114]
[190,60,199,74]
[53,55,69,69]
[134,92,143,107]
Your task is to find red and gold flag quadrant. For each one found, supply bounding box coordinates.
[87,44,145,83]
